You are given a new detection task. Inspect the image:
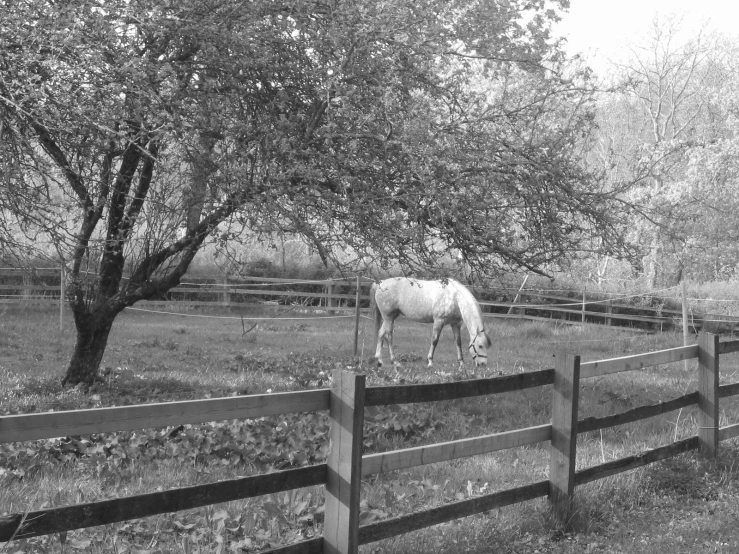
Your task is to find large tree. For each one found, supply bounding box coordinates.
[0,0,622,385]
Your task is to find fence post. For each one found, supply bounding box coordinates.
[605,300,612,327]
[59,265,65,332]
[323,370,366,554]
[698,331,719,459]
[681,281,690,370]
[22,271,31,300]
[549,353,580,523]
[327,282,337,315]
[507,274,528,316]
[353,276,361,358]
[222,276,230,306]
[581,291,586,323]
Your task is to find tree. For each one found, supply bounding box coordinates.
[669,39,739,281]
[595,16,725,287]
[0,0,622,386]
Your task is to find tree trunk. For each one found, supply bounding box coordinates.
[644,231,661,289]
[62,311,115,387]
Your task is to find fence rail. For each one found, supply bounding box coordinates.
[3,268,738,331]
[0,389,330,444]
[2,333,739,551]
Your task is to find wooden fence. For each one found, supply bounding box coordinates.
[478,289,739,333]
[0,269,372,315]
[2,267,737,332]
[2,332,739,552]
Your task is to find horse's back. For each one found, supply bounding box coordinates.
[374,277,461,323]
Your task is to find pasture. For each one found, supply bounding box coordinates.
[3,304,739,553]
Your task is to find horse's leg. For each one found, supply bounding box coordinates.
[452,322,464,370]
[386,318,399,367]
[375,316,388,366]
[373,304,385,366]
[374,320,384,366]
[427,320,445,367]
[376,316,397,367]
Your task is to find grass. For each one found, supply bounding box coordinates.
[2,303,739,552]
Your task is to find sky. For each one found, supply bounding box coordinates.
[553,0,739,75]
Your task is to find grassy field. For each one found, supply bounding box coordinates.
[3,303,739,553]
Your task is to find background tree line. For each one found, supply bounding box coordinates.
[585,15,739,288]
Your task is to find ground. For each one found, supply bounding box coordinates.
[2,304,739,553]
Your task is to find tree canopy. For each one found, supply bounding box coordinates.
[0,0,622,384]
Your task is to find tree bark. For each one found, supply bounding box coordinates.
[62,311,116,387]
[644,230,661,289]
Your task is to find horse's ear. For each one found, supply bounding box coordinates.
[484,333,492,347]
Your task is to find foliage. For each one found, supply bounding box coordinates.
[0,405,445,480]
[5,309,739,551]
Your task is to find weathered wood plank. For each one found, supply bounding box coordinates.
[580,345,698,379]
[129,301,366,313]
[0,464,327,541]
[482,289,727,319]
[719,340,739,355]
[0,268,60,277]
[179,275,371,286]
[361,424,551,476]
[364,369,554,406]
[0,389,330,443]
[698,332,720,458]
[577,392,698,434]
[574,437,699,487]
[0,285,61,291]
[323,371,365,554]
[481,313,654,331]
[719,382,739,399]
[548,354,580,521]
[171,287,368,302]
[357,480,549,545]
[262,537,324,554]
[719,423,739,442]
[480,302,672,324]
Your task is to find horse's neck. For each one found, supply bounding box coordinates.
[455,287,484,334]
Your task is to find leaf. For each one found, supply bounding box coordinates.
[212,509,230,522]
[172,520,196,530]
[359,511,379,525]
[243,513,257,534]
[69,538,92,549]
[262,501,286,521]
[293,500,308,516]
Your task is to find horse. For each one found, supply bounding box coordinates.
[370,277,492,369]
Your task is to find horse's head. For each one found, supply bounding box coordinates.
[469,329,492,366]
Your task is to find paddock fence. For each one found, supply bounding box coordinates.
[1,332,739,552]
[2,267,738,333]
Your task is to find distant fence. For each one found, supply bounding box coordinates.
[0,268,372,315]
[479,288,739,333]
[1,331,738,552]
[2,267,739,332]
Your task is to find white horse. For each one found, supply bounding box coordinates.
[370,277,492,369]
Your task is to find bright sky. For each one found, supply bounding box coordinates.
[554,0,739,74]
